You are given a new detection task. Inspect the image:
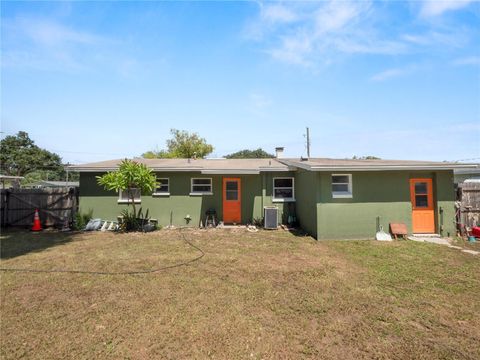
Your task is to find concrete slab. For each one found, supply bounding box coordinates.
[461,249,480,256]
[408,236,479,256]
[408,236,425,242]
[408,236,450,245]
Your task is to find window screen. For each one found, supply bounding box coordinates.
[191,178,212,193]
[156,178,169,193]
[273,178,294,199]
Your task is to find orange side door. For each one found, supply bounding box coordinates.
[410,178,435,234]
[223,178,241,224]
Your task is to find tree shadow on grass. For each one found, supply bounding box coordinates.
[0,228,76,260]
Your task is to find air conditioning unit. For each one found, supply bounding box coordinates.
[264,206,278,229]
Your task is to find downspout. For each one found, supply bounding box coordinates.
[439,206,444,237]
[262,172,266,217]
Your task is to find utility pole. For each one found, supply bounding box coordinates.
[306,127,311,158]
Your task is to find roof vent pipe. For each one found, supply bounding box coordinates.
[275,147,284,159]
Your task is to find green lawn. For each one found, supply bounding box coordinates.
[1,229,479,359]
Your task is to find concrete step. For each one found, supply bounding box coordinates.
[412,233,441,238]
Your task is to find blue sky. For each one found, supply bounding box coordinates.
[1,1,479,164]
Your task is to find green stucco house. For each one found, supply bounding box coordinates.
[71,153,477,239]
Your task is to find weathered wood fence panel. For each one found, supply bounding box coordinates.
[457,182,480,233]
[0,188,78,228]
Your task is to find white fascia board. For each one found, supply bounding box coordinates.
[279,162,311,170]
[309,165,479,171]
[201,168,293,174]
[277,159,479,172]
[68,167,119,172]
[201,170,260,174]
[454,168,480,174]
[259,167,296,172]
[71,167,204,172]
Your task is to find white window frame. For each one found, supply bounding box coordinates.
[332,174,353,198]
[118,188,141,204]
[272,177,295,202]
[153,178,170,196]
[190,178,213,196]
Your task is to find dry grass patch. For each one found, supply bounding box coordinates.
[1,229,479,359]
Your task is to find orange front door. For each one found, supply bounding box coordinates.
[223,178,241,224]
[410,178,435,233]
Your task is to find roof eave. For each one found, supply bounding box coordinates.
[308,165,478,171]
[69,166,293,173]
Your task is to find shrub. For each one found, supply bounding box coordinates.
[119,207,155,232]
[252,217,264,227]
[73,209,93,230]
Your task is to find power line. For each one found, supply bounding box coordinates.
[0,144,132,157]
[51,149,133,156]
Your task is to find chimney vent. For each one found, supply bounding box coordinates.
[275,147,284,159]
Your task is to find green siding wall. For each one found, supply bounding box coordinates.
[315,170,455,239]
[79,171,296,227]
[294,169,319,237]
[79,169,455,238]
[435,171,456,237]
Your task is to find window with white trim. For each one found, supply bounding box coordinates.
[154,178,170,195]
[332,174,352,198]
[273,177,295,201]
[190,178,212,195]
[118,188,141,203]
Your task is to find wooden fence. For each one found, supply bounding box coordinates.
[0,188,78,228]
[456,182,480,234]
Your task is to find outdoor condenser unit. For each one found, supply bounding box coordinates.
[264,206,278,230]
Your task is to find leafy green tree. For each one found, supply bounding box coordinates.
[20,168,79,185]
[225,148,274,159]
[96,159,157,218]
[142,149,174,159]
[142,129,213,159]
[352,155,381,160]
[0,131,63,177]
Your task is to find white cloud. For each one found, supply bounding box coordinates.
[401,31,466,48]
[21,18,102,47]
[249,92,272,114]
[420,0,474,17]
[1,16,149,77]
[268,33,314,67]
[246,1,477,69]
[453,56,480,66]
[314,1,367,34]
[261,4,299,24]
[2,17,105,71]
[246,1,409,67]
[370,67,412,82]
[333,38,406,55]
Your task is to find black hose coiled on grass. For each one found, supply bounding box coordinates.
[0,229,204,276]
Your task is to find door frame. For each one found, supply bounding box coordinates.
[222,177,241,224]
[409,178,435,233]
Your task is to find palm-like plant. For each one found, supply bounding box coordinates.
[97,159,157,225]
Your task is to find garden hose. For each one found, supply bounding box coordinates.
[0,229,204,276]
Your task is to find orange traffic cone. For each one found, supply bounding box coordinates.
[31,209,42,232]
